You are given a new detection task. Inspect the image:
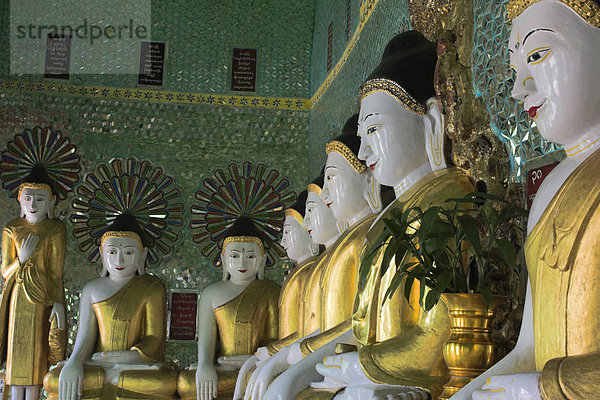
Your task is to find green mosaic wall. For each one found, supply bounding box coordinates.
[0,0,314,373]
[307,0,411,178]
[1,0,314,98]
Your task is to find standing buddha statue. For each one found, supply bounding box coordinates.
[0,127,81,400]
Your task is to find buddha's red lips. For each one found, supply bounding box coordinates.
[116,267,125,271]
[308,229,312,234]
[327,202,332,208]
[527,102,544,118]
[369,161,378,171]
[239,269,247,273]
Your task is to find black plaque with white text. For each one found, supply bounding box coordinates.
[231,48,258,92]
[44,33,71,80]
[138,41,166,86]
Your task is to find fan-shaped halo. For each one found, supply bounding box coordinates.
[70,157,184,264]
[0,126,81,199]
[191,162,296,266]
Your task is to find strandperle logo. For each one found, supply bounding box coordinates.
[15,19,149,45]
[10,0,152,75]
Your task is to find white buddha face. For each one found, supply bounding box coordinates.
[280,215,314,263]
[322,152,368,223]
[357,92,427,186]
[509,1,600,146]
[19,187,53,224]
[101,236,147,280]
[223,241,264,283]
[303,191,338,245]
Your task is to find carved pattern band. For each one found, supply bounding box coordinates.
[101,231,144,251]
[506,0,600,29]
[222,236,265,255]
[325,141,368,174]
[358,78,427,115]
[18,183,55,200]
[285,209,305,227]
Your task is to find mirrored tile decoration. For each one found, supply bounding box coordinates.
[70,157,184,264]
[190,161,296,267]
[471,0,561,181]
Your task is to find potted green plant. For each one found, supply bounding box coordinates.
[360,191,527,399]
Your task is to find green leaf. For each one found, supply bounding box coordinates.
[435,270,453,295]
[480,286,493,310]
[424,289,438,311]
[380,239,401,279]
[404,276,415,308]
[359,241,386,288]
[496,238,517,270]
[457,214,482,254]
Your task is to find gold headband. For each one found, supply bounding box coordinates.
[358,78,427,115]
[307,183,322,195]
[18,183,54,200]
[222,236,265,255]
[326,141,368,174]
[506,0,600,28]
[285,208,304,226]
[101,231,144,251]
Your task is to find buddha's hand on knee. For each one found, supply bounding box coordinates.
[472,373,542,400]
[315,351,369,386]
[91,350,143,365]
[245,347,290,400]
[255,346,270,363]
[59,360,84,400]
[195,363,218,400]
[233,355,257,400]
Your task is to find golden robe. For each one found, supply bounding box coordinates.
[0,217,66,386]
[177,279,280,400]
[299,214,376,355]
[44,274,177,400]
[354,169,472,398]
[525,149,600,400]
[267,256,318,355]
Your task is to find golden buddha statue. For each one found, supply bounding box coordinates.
[44,214,177,400]
[177,216,280,400]
[0,159,77,400]
[454,1,600,399]
[242,115,379,400]
[308,31,473,400]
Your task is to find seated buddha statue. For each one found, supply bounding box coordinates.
[242,115,379,400]
[309,31,473,400]
[177,216,280,400]
[452,1,600,399]
[1,167,68,400]
[44,213,177,400]
[233,175,342,400]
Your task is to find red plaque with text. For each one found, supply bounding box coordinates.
[526,161,559,210]
[168,291,198,341]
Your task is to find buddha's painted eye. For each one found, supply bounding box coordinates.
[526,47,551,65]
[367,124,382,135]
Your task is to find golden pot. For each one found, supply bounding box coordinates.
[438,293,507,400]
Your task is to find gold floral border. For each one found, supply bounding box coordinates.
[0,79,311,111]
[309,0,380,107]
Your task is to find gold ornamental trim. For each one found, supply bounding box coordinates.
[307,183,322,195]
[222,235,265,255]
[358,78,427,115]
[0,79,310,111]
[506,0,600,28]
[326,140,368,174]
[101,231,144,251]
[18,183,55,200]
[285,208,304,226]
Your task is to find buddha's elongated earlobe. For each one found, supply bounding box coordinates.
[310,242,320,256]
[424,98,447,171]
[364,170,382,213]
[258,253,265,280]
[222,267,230,281]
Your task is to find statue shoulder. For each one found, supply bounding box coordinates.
[256,279,281,298]
[139,273,166,295]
